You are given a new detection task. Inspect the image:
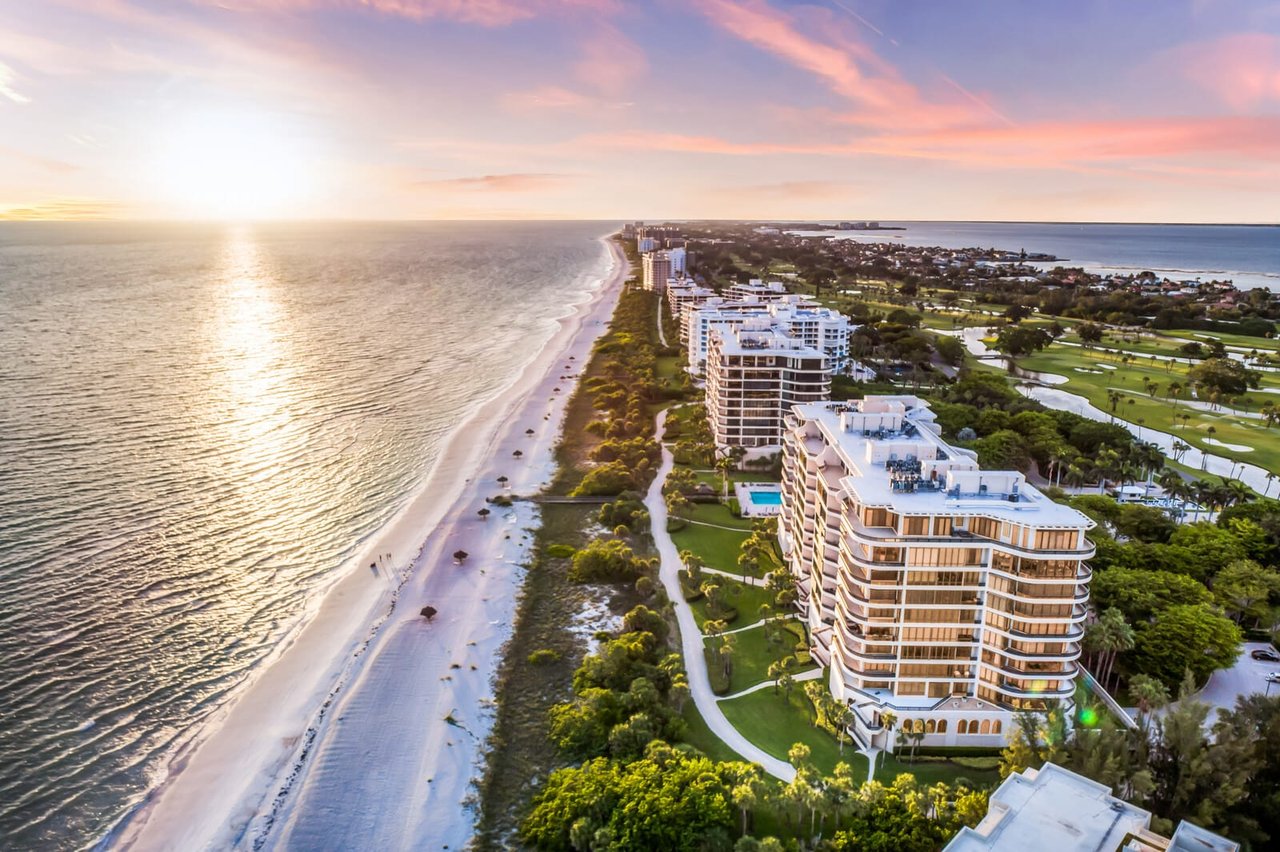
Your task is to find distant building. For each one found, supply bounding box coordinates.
[946,762,1238,852]
[642,251,672,292]
[667,246,687,276]
[706,323,829,449]
[779,397,1094,749]
[637,237,658,253]
[728,278,788,300]
[686,297,852,375]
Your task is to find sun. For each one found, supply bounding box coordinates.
[153,108,318,220]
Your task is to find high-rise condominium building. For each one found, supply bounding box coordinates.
[779,397,1094,749]
[641,251,672,292]
[686,297,851,375]
[705,324,830,449]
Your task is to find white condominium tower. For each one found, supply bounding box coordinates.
[779,397,1094,750]
[641,250,672,292]
[705,324,830,449]
[686,297,852,375]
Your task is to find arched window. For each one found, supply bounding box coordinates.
[925,719,936,734]
[964,720,977,735]
[915,719,926,734]
[956,720,967,734]
[979,719,991,735]
[992,720,1002,735]
[937,719,948,734]
[900,718,912,733]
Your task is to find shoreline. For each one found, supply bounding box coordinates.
[112,234,628,851]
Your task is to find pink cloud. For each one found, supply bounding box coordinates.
[574,23,647,95]
[582,114,1280,168]
[200,0,618,26]
[1174,32,1280,110]
[416,172,573,191]
[693,0,981,129]
[0,197,122,220]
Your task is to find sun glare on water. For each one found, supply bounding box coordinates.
[154,109,319,220]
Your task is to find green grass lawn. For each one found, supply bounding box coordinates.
[1016,340,1280,474]
[689,577,773,628]
[672,518,750,572]
[719,687,870,777]
[708,620,812,694]
[717,687,1003,787]
[679,702,744,764]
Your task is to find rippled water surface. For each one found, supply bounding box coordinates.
[0,221,613,849]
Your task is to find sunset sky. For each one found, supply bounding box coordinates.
[2,0,1279,222]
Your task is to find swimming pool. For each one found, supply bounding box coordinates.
[734,483,784,516]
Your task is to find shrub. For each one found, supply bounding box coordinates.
[545,543,576,559]
[570,538,648,583]
[726,497,741,517]
[527,649,561,665]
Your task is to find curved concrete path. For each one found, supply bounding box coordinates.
[646,408,795,782]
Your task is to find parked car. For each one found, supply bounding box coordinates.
[1251,648,1280,662]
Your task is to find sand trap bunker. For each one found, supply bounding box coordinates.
[1203,437,1254,453]
[1073,367,1103,374]
[1097,364,1117,370]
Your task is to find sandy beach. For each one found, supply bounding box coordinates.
[114,235,628,851]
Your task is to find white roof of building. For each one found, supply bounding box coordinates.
[946,763,1238,852]
[946,764,1151,852]
[790,397,1092,529]
[712,325,824,358]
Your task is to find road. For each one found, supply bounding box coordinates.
[1194,641,1280,725]
[645,408,796,782]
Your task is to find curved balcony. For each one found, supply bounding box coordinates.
[996,641,1082,663]
[987,563,1092,586]
[840,516,1095,561]
[985,583,1090,606]
[980,677,1075,700]
[982,621,1084,644]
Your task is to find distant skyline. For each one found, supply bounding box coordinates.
[2,0,1279,223]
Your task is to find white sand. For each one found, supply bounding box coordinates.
[114,237,629,852]
[1203,437,1254,452]
[1097,363,1117,370]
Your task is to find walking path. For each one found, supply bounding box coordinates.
[656,292,668,347]
[721,614,796,635]
[686,518,754,533]
[702,566,767,587]
[717,668,823,701]
[646,408,796,782]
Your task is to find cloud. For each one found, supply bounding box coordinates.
[0,198,122,220]
[1170,32,1280,110]
[0,145,77,173]
[692,0,979,129]
[711,180,861,201]
[416,173,573,191]
[574,23,647,95]
[0,62,31,104]
[199,0,618,26]
[582,113,1280,168]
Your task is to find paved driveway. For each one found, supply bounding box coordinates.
[1193,641,1280,725]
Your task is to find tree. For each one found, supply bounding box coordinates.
[1078,323,1104,345]
[993,325,1052,371]
[1128,674,1170,730]
[1084,608,1135,691]
[1131,603,1242,688]
[1187,357,1260,398]
[521,744,739,851]
[1212,559,1280,626]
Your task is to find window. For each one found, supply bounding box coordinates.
[937,719,948,734]
[992,720,1003,735]
[979,719,991,735]
[925,719,936,734]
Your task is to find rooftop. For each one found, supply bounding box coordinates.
[790,397,1092,529]
[712,325,825,359]
[946,763,1238,852]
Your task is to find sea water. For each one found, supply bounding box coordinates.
[0,220,614,849]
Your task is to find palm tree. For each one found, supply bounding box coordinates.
[1129,674,1169,730]
[1168,381,1183,414]
[1170,439,1191,464]
[1266,471,1277,498]
[1085,608,1135,692]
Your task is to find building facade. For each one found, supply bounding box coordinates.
[779,397,1094,749]
[686,297,851,375]
[641,251,672,292]
[705,324,830,449]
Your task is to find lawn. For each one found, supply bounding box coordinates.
[1016,340,1280,475]
[717,687,1003,788]
[707,619,812,695]
[671,517,750,572]
[719,687,870,777]
[679,702,744,764]
[689,577,773,629]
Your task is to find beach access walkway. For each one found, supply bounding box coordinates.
[645,408,796,783]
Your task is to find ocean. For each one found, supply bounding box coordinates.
[802,221,1280,291]
[0,220,614,849]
